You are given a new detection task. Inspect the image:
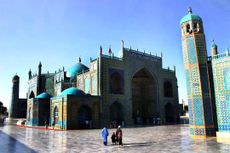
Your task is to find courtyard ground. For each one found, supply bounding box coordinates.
[0,124,229,153]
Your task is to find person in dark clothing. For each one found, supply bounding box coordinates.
[111,132,117,144]
[116,125,123,145]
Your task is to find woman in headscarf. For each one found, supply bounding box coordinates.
[101,126,109,145]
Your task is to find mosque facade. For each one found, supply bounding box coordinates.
[24,42,179,130]
[180,8,230,141]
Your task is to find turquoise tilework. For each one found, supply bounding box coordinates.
[188,99,193,125]
[224,68,230,90]
[186,36,197,64]
[185,70,191,96]
[193,98,204,125]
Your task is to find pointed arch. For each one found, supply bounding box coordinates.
[29,91,35,99]
[110,101,124,126]
[132,68,158,125]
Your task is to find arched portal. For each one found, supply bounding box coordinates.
[132,68,157,125]
[29,91,35,99]
[110,101,124,126]
[53,106,58,125]
[77,105,92,129]
[165,103,175,124]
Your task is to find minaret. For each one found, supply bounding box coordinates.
[10,74,19,118]
[180,7,216,137]
[38,62,42,76]
[38,62,42,94]
[28,69,32,80]
[211,40,218,56]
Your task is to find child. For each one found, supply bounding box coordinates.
[111,132,117,144]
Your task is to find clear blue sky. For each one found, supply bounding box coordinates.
[0,0,230,109]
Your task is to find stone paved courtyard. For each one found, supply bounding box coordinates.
[0,124,230,153]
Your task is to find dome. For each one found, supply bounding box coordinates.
[180,8,202,25]
[211,42,217,49]
[36,92,52,99]
[66,63,89,79]
[59,87,85,97]
[12,74,19,80]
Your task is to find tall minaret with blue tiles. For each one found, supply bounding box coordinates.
[180,7,216,137]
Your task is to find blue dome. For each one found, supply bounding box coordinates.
[59,87,85,97]
[36,92,52,99]
[66,63,89,79]
[180,12,202,25]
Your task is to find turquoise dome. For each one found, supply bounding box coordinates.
[66,63,89,79]
[211,41,217,49]
[180,10,202,25]
[59,87,85,97]
[36,92,52,99]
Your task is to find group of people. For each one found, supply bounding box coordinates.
[101,125,123,146]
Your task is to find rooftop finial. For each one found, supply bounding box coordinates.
[100,46,102,55]
[108,45,112,55]
[188,7,192,13]
[79,57,81,63]
[121,40,124,48]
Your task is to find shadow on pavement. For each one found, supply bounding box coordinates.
[110,142,156,148]
[0,130,37,153]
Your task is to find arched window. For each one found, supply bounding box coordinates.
[186,24,191,33]
[164,81,173,97]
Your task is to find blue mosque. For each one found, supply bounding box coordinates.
[10,42,180,130]
[180,8,230,142]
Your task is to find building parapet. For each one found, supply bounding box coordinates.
[162,67,175,73]
[124,48,162,61]
[101,54,123,61]
[209,51,230,60]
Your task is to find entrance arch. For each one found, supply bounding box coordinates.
[132,68,157,125]
[29,91,35,99]
[165,102,175,124]
[110,101,124,126]
[77,105,92,129]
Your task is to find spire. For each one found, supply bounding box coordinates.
[38,61,42,76]
[79,57,81,63]
[100,46,102,55]
[188,7,192,13]
[121,40,124,49]
[28,68,32,80]
[108,46,112,55]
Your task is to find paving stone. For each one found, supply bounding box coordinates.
[0,125,229,153]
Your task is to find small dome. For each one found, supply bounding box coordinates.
[12,74,19,80]
[66,63,89,79]
[180,8,202,25]
[36,92,52,99]
[59,87,85,97]
[211,41,217,49]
